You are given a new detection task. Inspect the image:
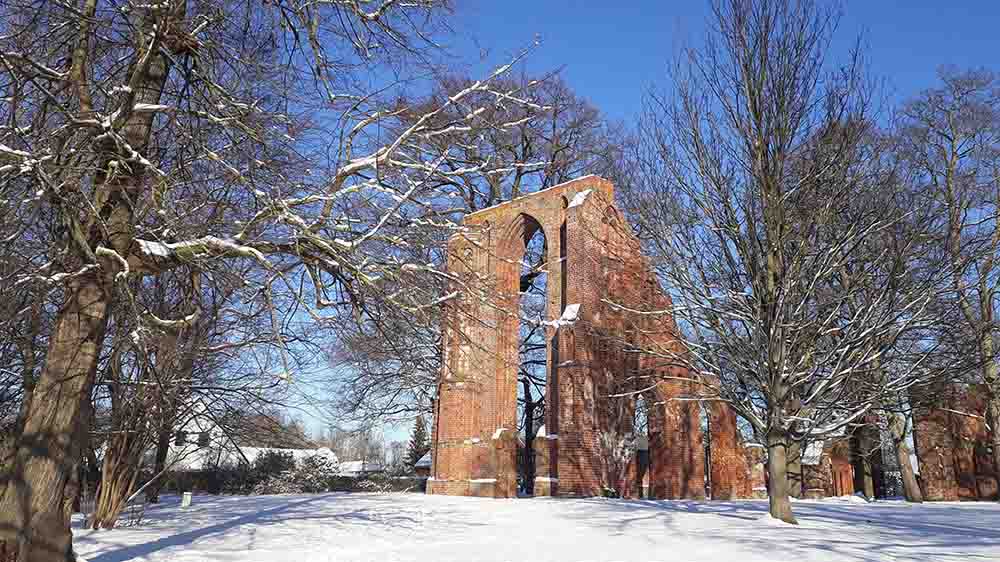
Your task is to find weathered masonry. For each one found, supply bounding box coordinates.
[427,176,744,499]
[914,384,999,500]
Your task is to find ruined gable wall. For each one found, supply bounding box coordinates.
[429,176,736,499]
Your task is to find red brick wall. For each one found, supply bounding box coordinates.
[800,440,855,499]
[746,446,768,498]
[708,403,742,499]
[829,442,856,497]
[914,384,998,501]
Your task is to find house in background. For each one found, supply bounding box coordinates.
[414,452,431,478]
[158,403,337,473]
[158,409,229,472]
[234,446,338,466]
[339,460,384,478]
[165,427,339,472]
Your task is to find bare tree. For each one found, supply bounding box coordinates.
[812,124,946,503]
[897,67,1000,497]
[327,73,619,426]
[887,412,922,502]
[617,0,949,522]
[94,263,296,518]
[385,440,408,475]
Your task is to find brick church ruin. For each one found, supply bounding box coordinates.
[426,176,999,501]
[427,176,745,499]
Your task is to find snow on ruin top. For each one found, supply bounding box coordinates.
[567,189,593,208]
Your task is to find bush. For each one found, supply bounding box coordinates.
[199,451,296,495]
[163,468,229,495]
[356,477,394,494]
[253,451,296,477]
[241,452,341,495]
[327,476,358,492]
[168,453,429,496]
[252,472,300,495]
[292,454,339,493]
[215,463,254,494]
[204,451,294,495]
[356,475,427,494]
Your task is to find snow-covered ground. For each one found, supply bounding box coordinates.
[73,493,1000,562]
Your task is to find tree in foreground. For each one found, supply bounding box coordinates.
[618,0,950,522]
[0,0,546,558]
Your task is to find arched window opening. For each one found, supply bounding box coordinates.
[634,394,651,498]
[517,219,547,496]
[701,404,711,498]
[559,221,567,314]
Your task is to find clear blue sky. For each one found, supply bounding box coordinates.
[449,1,1000,122]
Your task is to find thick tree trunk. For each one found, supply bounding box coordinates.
[146,426,173,504]
[857,455,875,499]
[988,398,1000,502]
[888,413,922,503]
[786,439,803,499]
[895,439,923,503]
[0,277,111,562]
[851,424,878,500]
[979,337,1000,501]
[0,3,176,555]
[766,430,797,524]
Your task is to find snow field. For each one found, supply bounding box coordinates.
[73,492,1000,562]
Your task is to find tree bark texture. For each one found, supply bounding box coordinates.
[889,414,923,503]
[766,430,798,524]
[0,278,110,562]
[0,3,177,557]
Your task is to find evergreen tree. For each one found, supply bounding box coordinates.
[406,416,431,468]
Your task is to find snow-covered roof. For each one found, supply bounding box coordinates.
[802,441,824,466]
[415,451,432,468]
[238,447,338,465]
[339,460,383,474]
[167,445,337,471]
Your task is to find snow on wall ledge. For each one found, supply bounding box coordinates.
[566,189,592,208]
